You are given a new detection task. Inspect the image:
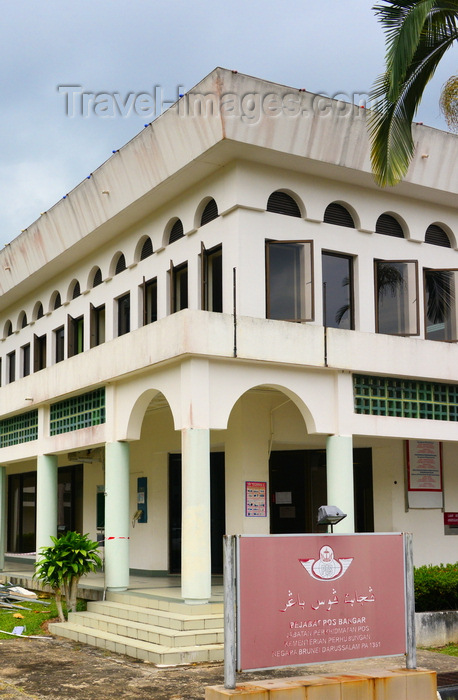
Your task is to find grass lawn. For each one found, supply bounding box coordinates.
[431,644,458,656]
[0,596,86,639]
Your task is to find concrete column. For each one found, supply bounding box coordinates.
[0,467,6,570]
[326,435,355,533]
[181,428,211,603]
[105,441,130,591]
[36,454,58,556]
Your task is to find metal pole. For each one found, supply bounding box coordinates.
[405,533,417,669]
[223,535,237,689]
[233,267,237,358]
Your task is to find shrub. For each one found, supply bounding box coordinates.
[34,531,102,622]
[414,563,458,612]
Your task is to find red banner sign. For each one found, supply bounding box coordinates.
[237,534,406,671]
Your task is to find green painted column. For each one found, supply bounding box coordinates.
[326,435,355,533]
[105,441,130,591]
[36,455,58,557]
[181,428,211,604]
[0,467,6,570]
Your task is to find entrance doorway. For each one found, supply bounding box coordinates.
[168,452,226,575]
[269,448,374,534]
[7,464,83,553]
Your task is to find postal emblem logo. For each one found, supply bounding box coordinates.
[299,545,353,581]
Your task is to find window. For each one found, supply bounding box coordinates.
[140,237,153,259]
[20,312,27,329]
[322,252,354,329]
[200,199,218,226]
[68,315,84,356]
[55,326,65,363]
[92,268,103,287]
[142,279,157,325]
[53,293,62,310]
[323,202,355,228]
[36,303,44,319]
[5,321,12,337]
[424,269,458,342]
[375,214,404,238]
[7,351,15,383]
[117,293,130,336]
[72,281,81,299]
[169,219,184,244]
[425,224,451,248]
[202,244,222,312]
[22,344,30,377]
[170,262,188,312]
[115,254,126,275]
[34,334,47,371]
[266,241,314,322]
[267,191,301,217]
[90,304,105,347]
[375,260,418,336]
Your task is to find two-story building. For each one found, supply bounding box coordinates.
[0,68,457,604]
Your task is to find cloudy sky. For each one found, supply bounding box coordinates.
[0,1,455,244]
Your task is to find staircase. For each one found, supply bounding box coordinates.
[48,590,224,665]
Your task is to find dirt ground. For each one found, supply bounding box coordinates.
[0,636,457,700]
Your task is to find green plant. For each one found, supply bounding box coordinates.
[414,562,458,612]
[34,531,102,622]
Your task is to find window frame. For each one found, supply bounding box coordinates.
[423,267,458,342]
[322,251,355,330]
[374,259,419,337]
[265,239,315,323]
[117,292,131,336]
[201,243,223,312]
[170,261,188,313]
[54,326,65,363]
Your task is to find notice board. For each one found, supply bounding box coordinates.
[237,533,406,671]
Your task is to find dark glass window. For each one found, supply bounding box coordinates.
[34,334,47,371]
[375,260,418,335]
[90,304,105,347]
[202,245,223,312]
[322,252,354,329]
[7,351,16,383]
[266,241,314,322]
[55,326,65,362]
[22,344,30,377]
[142,279,157,325]
[424,269,457,342]
[117,293,130,335]
[171,263,188,313]
[68,315,84,356]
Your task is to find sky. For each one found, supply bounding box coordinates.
[0,0,456,244]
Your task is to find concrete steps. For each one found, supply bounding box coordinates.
[48,590,224,665]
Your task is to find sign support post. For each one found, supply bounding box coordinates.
[405,533,416,669]
[223,535,237,689]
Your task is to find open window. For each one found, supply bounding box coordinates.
[170,261,188,313]
[34,333,47,372]
[141,278,157,325]
[117,293,130,336]
[266,240,314,322]
[375,260,419,336]
[68,315,84,357]
[424,268,458,342]
[90,304,105,347]
[201,243,222,312]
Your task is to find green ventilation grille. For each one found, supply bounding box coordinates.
[50,388,105,435]
[354,375,458,421]
[0,410,38,447]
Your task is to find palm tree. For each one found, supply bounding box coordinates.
[369,0,458,187]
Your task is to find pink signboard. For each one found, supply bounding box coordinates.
[245,481,267,517]
[237,534,406,671]
[407,440,442,492]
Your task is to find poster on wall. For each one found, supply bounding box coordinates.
[406,440,443,509]
[237,533,406,671]
[245,481,267,517]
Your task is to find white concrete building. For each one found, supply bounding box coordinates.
[0,68,458,603]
